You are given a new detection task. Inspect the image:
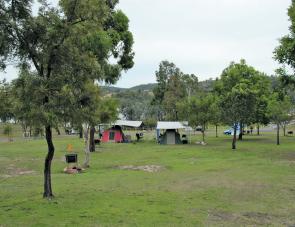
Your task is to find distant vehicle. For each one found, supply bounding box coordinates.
[196,126,202,131]
[223,128,241,136]
[223,129,232,135]
[65,128,80,135]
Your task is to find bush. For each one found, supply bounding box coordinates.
[3,124,13,141]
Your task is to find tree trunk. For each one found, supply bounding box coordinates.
[232,125,237,150]
[201,124,205,142]
[83,125,90,168]
[43,126,55,198]
[215,125,218,138]
[79,126,83,139]
[257,124,260,135]
[238,122,243,140]
[277,123,280,145]
[55,127,61,135]
[283,123,286,137]
[89,126,95,152]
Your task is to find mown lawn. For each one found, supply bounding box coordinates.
[0,132,295,226]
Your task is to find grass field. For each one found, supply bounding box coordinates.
[0,129,295,226]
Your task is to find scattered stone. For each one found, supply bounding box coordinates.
[195,141,207,145]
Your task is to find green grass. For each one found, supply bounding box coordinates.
[0,131,295,226]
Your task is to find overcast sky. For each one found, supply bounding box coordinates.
[0,0,291,88]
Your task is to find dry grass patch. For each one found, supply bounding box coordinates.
[116,165,165,173]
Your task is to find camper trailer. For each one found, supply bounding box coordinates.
[101,120,143,143]
[156,121,189,145]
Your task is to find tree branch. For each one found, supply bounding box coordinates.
[11,0,41,75]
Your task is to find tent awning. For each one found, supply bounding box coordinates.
[156,121,186,130]
[114,120,143,128]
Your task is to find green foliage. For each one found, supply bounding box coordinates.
[267,93,292,124]
[113,89,154,120]
[143,117,157,129]
[186,93,216,142]
[97,97,118,123]
[1,0,134,129]
[216,60,270,126]
[274,1,295,86]
[152,61,199,121]
[3,124,12,137]
[0,80,14,122]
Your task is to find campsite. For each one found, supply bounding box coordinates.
[1,0,295,226]
[1,126,295,226]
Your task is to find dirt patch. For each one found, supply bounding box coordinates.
[1,164,36,178]
[207,210,293,226]
[277,152,295,165]
[242,212,272,224]
[208,210,238,222]
[116,165,164,173]
[281,152,295,161]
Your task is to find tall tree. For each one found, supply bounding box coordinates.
[274,1,295,87]
[152,61,181,120]
[152,61,199,121]
[216,60,262,149]
[163,74,186,120]
[267,93,292,145]
[1,0,134,198]
[186,93,215,143]
[251,73,271,135]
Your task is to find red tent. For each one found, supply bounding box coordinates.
[101,125,124,143]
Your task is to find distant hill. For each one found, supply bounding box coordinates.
[101,83,157,95]
[101,79,216,96]
[129,83,157,92]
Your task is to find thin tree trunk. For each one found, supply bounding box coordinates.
[257,124,260,135]
[215,125,218,138]
[232,125,237,150]
[89,126,95,152]
[79,126,83,139]
[44,126,55,198]
[238,122,243,140]
[55,127,61,135]
[83,125,90,168]
[277,123,280,145]
[23,124,28,137]
[283,123,286,137]
[202,124,205,142]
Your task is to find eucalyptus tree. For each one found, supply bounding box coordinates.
[216,60,263,149]
[251,73,271,135]
[267,93,292,145]
[274,1,295,87]
[187,93,215,143]
[152,61,181,120]
[152,61,199,121]
[0,0,134,198]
